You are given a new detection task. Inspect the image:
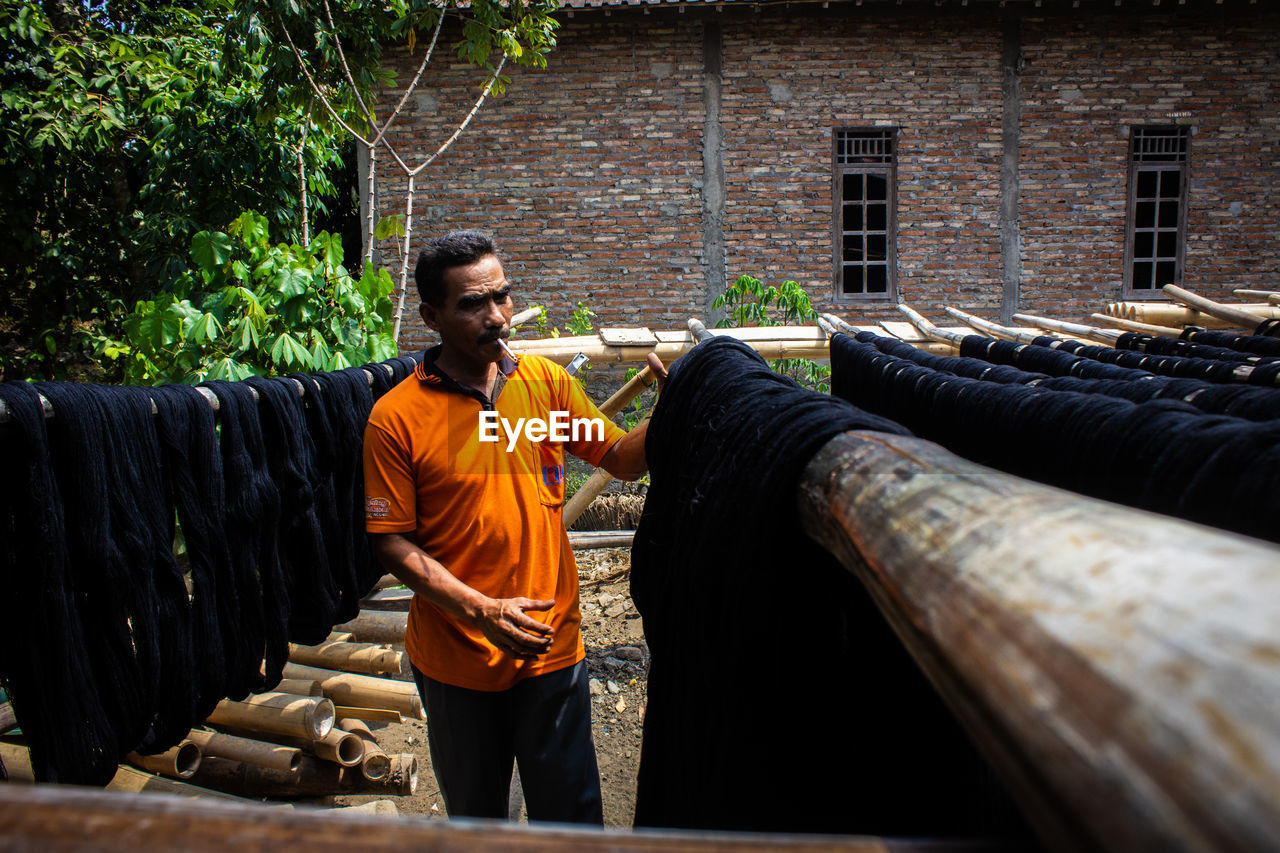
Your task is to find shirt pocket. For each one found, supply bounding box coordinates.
[530,441,567,508]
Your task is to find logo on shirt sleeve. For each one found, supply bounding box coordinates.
[365,496,391,518]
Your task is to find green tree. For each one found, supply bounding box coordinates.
[0,0,348,380]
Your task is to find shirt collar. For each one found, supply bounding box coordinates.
[414,345,518,410]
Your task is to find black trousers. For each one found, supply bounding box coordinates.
[413,660,604,824]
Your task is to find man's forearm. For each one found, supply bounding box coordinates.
[372,533,486,621]
[598,421,649,481]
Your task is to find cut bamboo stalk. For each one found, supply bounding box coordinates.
[189,753,418,799]
[272,678,324,697]
[1087,313,1186,337]
[798,429,1280,852]
[0,742,33,782]
[332,611,407,645]
[107,765,259,802]
[206,693,335,741]
[185,729,302,773]
[126,741,202,780]
[338,719,390,781]
[360,587,412,611]
[1163,284,1270,329]
[282,663,424,720]
[1102,301,1279,329]
[0,702,16,735]
[564,468,617,529]
[1011,312,1120,346]
[281,728,364,767]
[334,706,403,724]
[288,641,406,677]
[325,631,354,643]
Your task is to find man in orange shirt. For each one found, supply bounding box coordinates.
[363,231,663,823]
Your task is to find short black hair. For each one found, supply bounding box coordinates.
[415,231,498,307]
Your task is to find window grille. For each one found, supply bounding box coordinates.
[834,129,897,299]
[1126,127,1190,293]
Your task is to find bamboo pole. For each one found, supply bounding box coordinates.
[508,327,831,366]
[0,784,901,850]
[333,610,407,645]
[125,741,202,780]
[189,753,418,799]
[562,364,658,529]
[185,729,303,773]
[329,799,399,816]
[1011,313,1121,346]
[205,693,335,741]
[939,307,1044,345]
[1231,288,1280,302]
[338,718,390,782]
[107,765,262,802]
[282,663,424,720]
[0,702,15,734]
[797,429,1280,853]
[1162,284,1271,329]
[288,641,406,677]
[896,304,966,348]
[1087,313,1186,337]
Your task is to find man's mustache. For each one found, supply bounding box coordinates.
[479,329,509,344]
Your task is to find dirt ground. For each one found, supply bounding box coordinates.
[329,547,647,827]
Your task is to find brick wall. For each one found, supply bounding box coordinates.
[378,4,1280,349]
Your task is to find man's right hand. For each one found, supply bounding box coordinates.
[473,596,555,660]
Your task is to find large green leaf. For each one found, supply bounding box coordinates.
[191,230,233,271]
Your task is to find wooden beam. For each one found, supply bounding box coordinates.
[797,430,1280,853]
[0,783,934,851]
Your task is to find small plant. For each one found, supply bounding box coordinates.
[711,274,830,393]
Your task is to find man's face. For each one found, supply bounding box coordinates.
[420,253,514,367]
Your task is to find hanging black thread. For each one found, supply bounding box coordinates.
[1115,332,1278,364]
[149,384,237,723]
[631,336,1024,837]
[0,382,117,785]
[201,380,287,695]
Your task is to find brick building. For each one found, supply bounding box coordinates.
[373,0,1280,351]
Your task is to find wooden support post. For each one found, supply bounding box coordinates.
[205,693,335,741]
[282,663,424,720]
[797,430,1280,853]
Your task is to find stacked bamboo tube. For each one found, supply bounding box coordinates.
[172,630,422,802]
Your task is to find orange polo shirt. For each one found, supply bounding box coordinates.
[362,349,625,692]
